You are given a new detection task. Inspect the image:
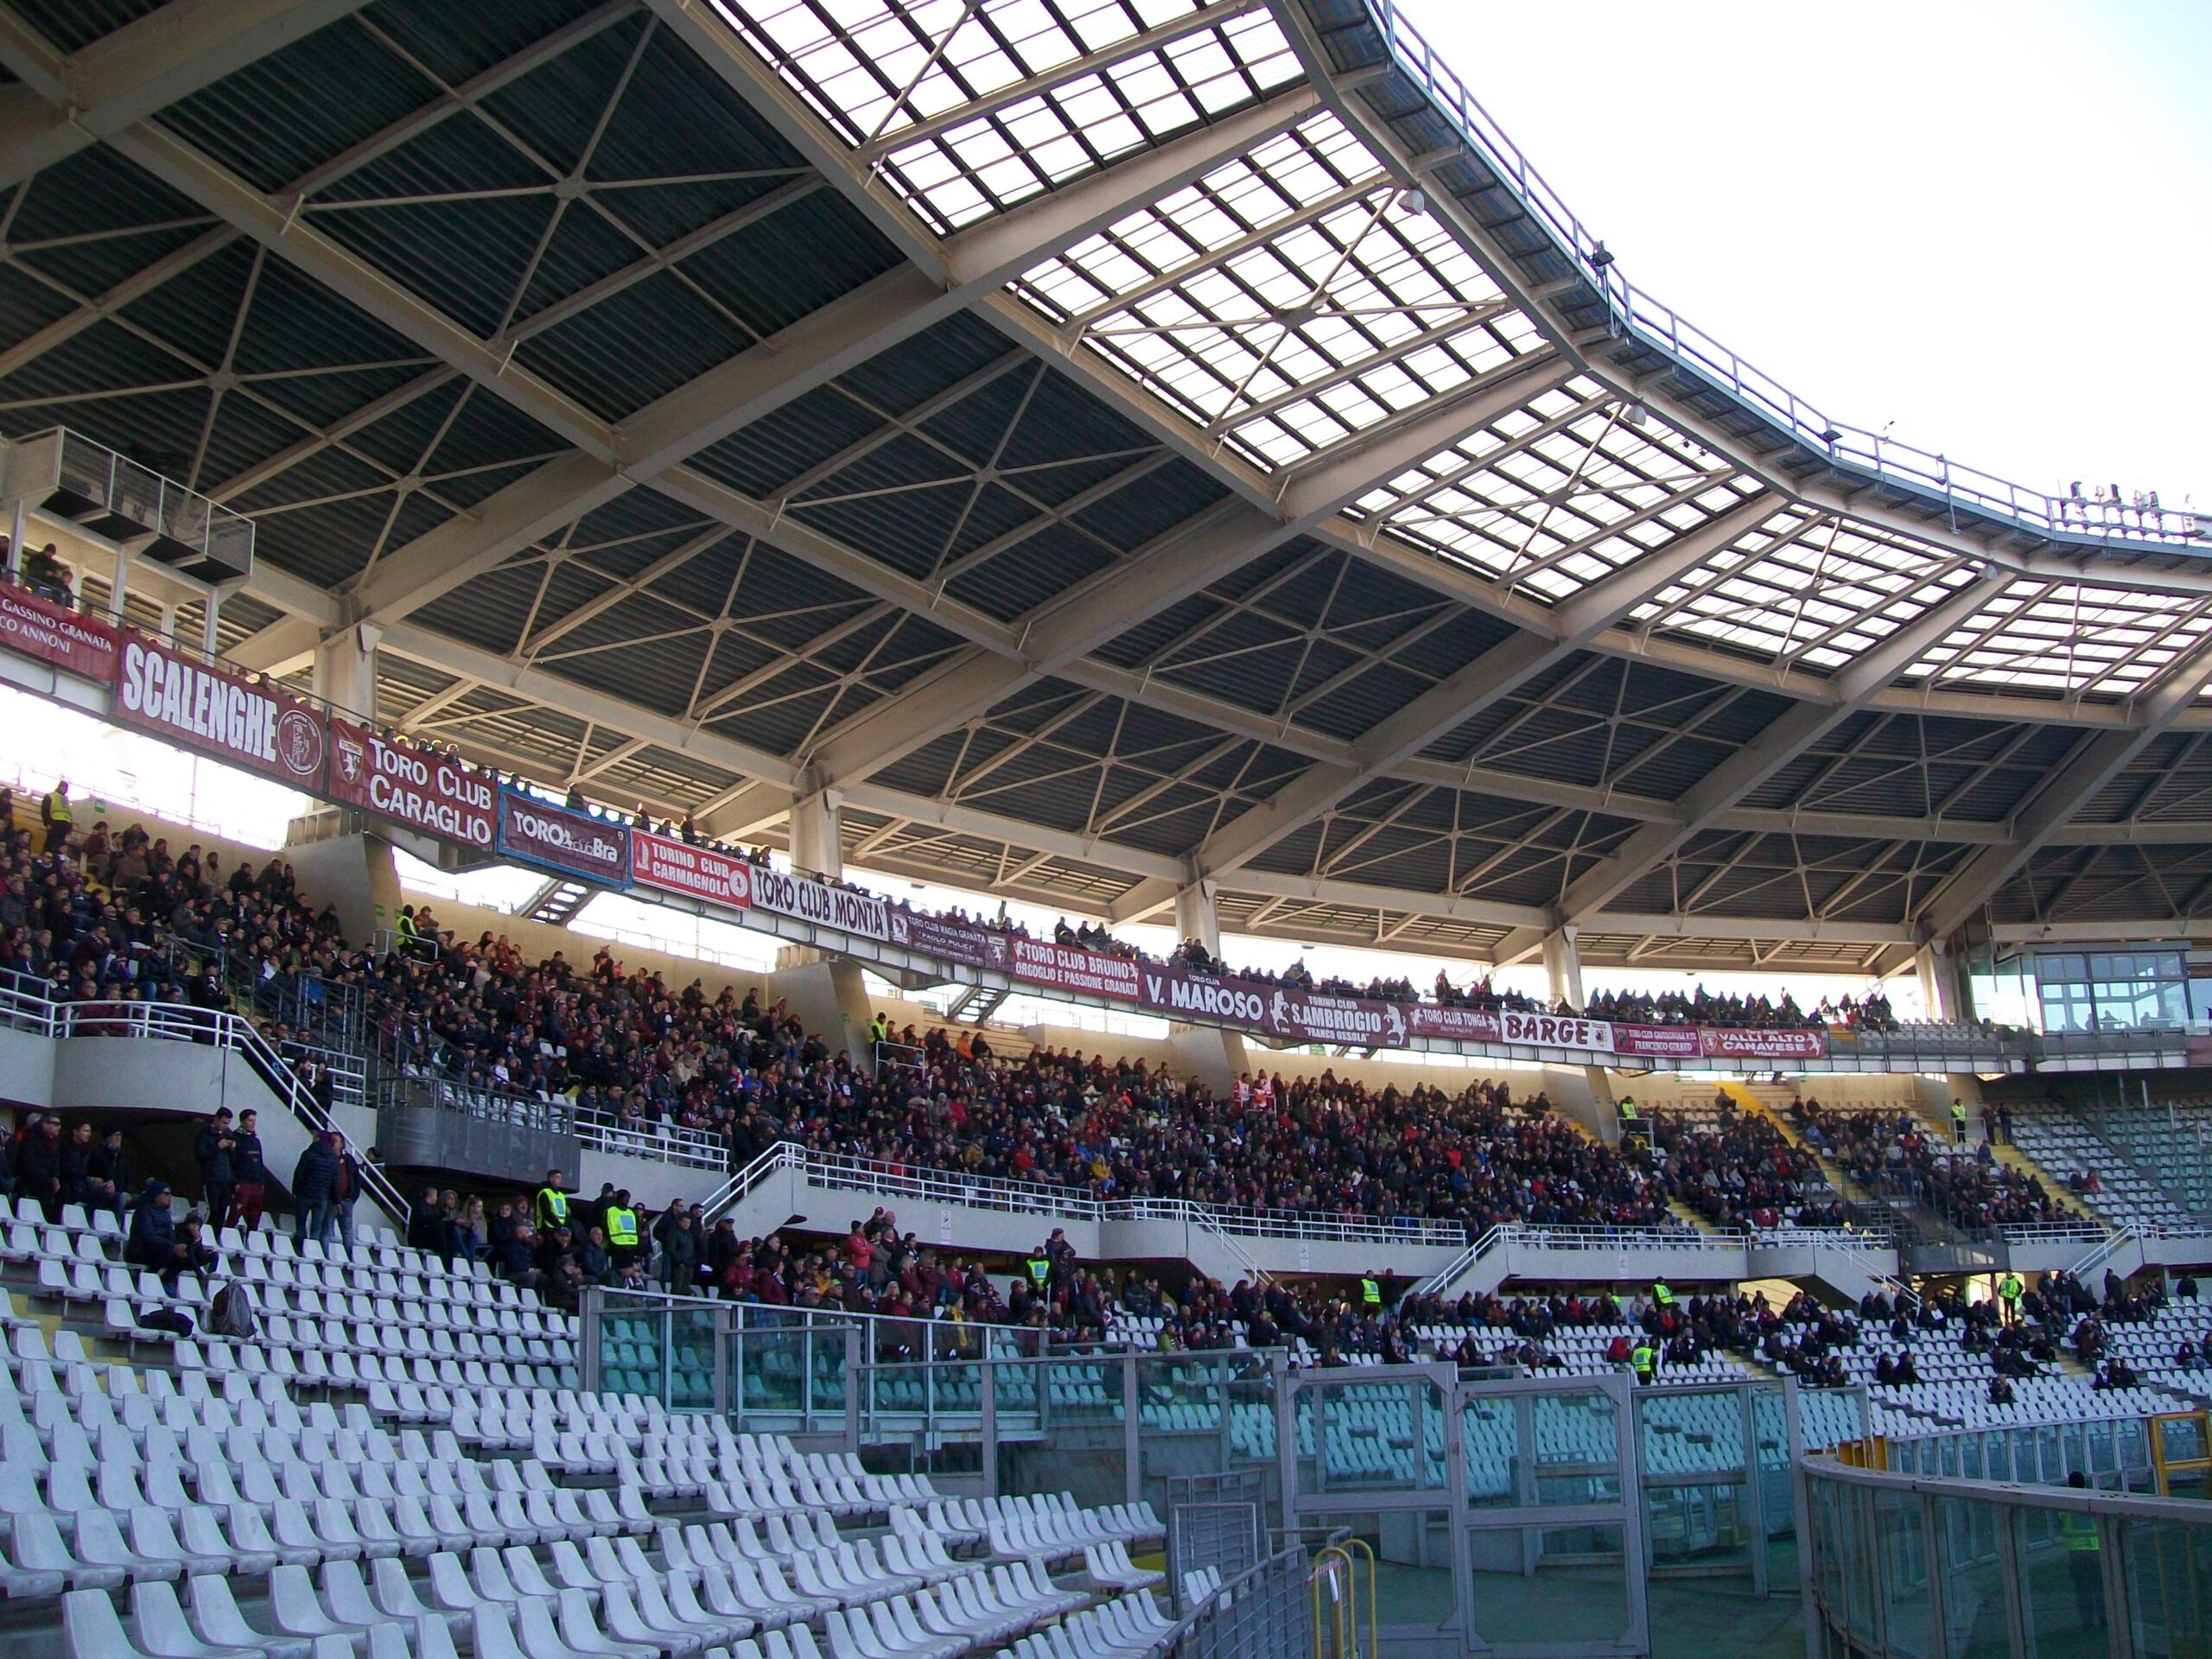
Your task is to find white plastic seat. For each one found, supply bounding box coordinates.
[181,1574,315,1659]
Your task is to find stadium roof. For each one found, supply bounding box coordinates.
[3,0,2210,972]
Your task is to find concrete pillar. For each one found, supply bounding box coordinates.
[1173,880,1222,956]
[312,622,380,721]
[1165,879,1245,1093]
[278,831,404,946]
[776,792,846,971]
[789,791,842,880]
[1542,925,1585,1010]
[1915,941,1961,1023]
[769,958,874,1070]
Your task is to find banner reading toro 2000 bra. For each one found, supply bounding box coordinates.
[494,787,632,887]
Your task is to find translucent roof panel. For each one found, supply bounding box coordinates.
[710,0,1301,232]
[1909,579,2212,701]
[1341,380,1764,605]
[1012,111,1548,469]
[1630,506,1981,672]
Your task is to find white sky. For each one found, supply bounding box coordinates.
[1395,0,2212,512]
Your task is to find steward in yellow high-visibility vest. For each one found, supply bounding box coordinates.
[1652,1280,1675,1309]
[2060,1472,2102,1621]
[1630,1342,1656,1385]
[533,1172,569,1235]
[605,1198,639,1264]
[1360,1277,1382,1309]
[40,784,71,854]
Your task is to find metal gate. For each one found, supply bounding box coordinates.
[1166,1471,1265,1611]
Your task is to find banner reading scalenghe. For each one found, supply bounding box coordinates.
[115,637,326,786]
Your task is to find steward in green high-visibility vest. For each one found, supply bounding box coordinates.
[1998,1272,2024,1324]
[1630,1341,1656,1385]
[1027,1254,1050,1288]
[1617,1096,1638,1123]
[1651,1280,1674,1309]
[868,1013,888,1046]
[1360,1276,1382,1310]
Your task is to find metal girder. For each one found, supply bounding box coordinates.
[1915,633,2212,940]
[149,72,1315,630]
[1151,493,1783,899]
[1223,868,1545,931]
[801,354,1578,786]
[352,451,630,628]
[0,0,368,188]
[0,224,238,380]
[1545,571,2014,927]
[229,613,322,676]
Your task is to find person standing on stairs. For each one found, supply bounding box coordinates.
[1950,1098,1967,1142]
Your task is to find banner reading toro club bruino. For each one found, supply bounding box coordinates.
[494,786,632,887]
[326,715,494,851]
[115,637,327,787]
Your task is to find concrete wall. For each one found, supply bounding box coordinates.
[40,1031,400,1233]
[282,832,404,945]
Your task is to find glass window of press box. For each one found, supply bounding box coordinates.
[2031,950,2187,1033]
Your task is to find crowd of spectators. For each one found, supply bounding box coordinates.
[1792,1103,2071,1230]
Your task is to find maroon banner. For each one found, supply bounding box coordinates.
[1699,1027,1826,1059]
[632,830,754,909]
[1613,1024,1704,1058]
[1010,937,1141,999]
[495,787,631,887]
[888,907,1007,972]
[1138,967,1413,1046]
[1407,1005,1506,1043]
[1498,1008,1617,1052]
[0,585,120,682]
[326,715,493,851]
[115,637,326,786]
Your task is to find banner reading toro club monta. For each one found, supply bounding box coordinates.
[494,785,632,888]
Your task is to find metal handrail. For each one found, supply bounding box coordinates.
[1356,0,2206,552]
[0,980,410,1222]
[716,1143,1468,1245]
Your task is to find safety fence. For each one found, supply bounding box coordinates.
[1799,1454,2212,1659]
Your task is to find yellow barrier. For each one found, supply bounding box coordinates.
[1310,1538,1377,1659]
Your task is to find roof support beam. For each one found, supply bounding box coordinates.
[798,354,1577,786]
[1546,571,2013,926]
[1104,493,1782,922]
[1915,634,2212,940]
[0,0,369,188]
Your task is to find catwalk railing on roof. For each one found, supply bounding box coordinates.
[1352,0,2209,553]
[0,973,409,1222]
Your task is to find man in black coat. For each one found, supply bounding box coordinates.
[291,1131,340,1248]
[194,1108,235,1230]
[227,1109,268,1233]
[13,1113,61,1221]
[84,1127,130,1223]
